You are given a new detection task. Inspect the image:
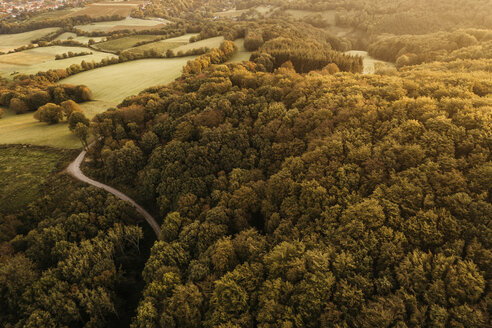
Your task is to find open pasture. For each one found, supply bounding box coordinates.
[0,46,117,77]
[75,17,168,33]
[0,28,60,53]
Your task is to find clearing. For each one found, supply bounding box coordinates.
[0,46,118,77]
[0,28,60,53]
[229,39,252,62]
[75,17,169,33]
[345,50,395,74]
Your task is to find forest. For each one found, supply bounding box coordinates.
[79,59,491,327]
[0,0,490,327]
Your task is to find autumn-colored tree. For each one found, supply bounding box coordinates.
[34,103,63,124]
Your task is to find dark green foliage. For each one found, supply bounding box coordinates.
[83,61,492,327]
[0,176,147,327]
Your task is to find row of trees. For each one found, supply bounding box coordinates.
[55,51,92,60]
[83,58,491,327]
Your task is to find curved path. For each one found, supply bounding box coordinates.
[67,150,161,237]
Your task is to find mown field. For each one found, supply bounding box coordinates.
[0,145,75,213]
[0,28,60,52]
[0,46,117,77]
[75,17,168,33]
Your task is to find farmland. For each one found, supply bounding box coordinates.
[75,17,168,33]
[126,33,198,55]
[0,28,60,53]
[0,46,117,77]
[0,145,75,214]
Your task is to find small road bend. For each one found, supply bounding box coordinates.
[67,149,161,237]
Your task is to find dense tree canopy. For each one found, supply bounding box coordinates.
[0,176,149,327]
[81,60,492,327]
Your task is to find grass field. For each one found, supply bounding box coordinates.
[126,33,198,55]
[0,108,83,148]
[229,39,252,63]
[173,36,225,53]
[76,17,168,33]
[94,35,165,52]
[0,46,118,77]
[0,28,60,53]
[0,145,74,213]
[55,32,106,45]
[61,56,196,115]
